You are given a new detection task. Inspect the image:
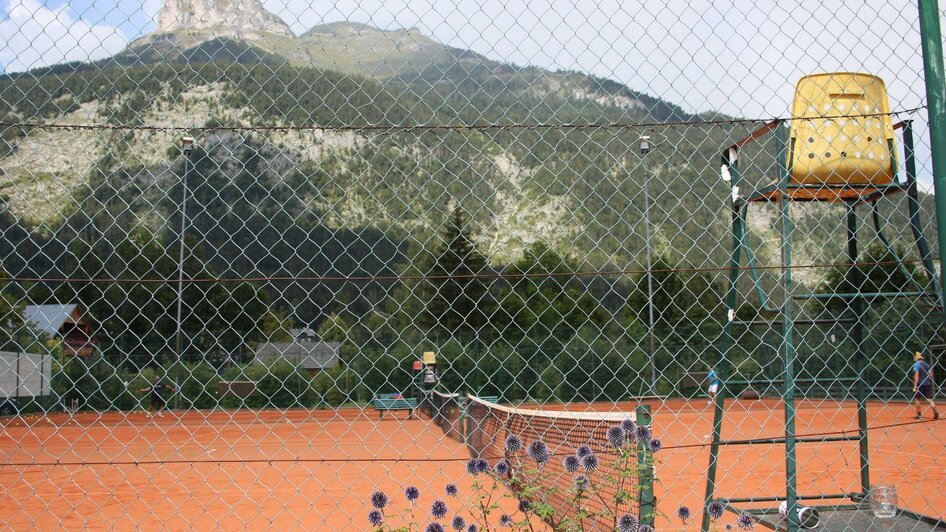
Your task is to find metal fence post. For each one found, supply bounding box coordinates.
[635,403,655,527]
[919,0,946,325]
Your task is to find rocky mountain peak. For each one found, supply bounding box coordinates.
[156,0,294,39]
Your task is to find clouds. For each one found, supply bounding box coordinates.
[0,0,127,72]
[260,0,927,116]
[0,0,932,117]
[262,0,939,185]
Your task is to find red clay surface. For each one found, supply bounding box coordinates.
[0,399,942,530]
[539,397,946,529]
[0,408,534,530]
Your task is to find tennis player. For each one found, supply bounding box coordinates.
[912,352,940,420]
[707,364,720,405]
[140,376,176,417]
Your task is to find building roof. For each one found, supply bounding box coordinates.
[23,304,80,336]
[289,327,318,340]
[254,341,340,370]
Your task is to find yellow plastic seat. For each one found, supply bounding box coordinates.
[789,72,897,188]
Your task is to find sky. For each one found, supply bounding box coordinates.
[0,0,943,186]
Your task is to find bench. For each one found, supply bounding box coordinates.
[218,380,257,399]
[373,393,417,419]
[681,372,709,390]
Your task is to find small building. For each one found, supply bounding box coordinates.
[289,327,318,341]
[253,341,340,378]
[23,304,96,356]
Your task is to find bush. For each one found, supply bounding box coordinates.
[175,362,219,409]
[221,360,316,408]
[311,366,351,407]
[475,346,525,402]
[53,355,136,412]
[536,365,563,401]
[351,347,415,398]
[219,363,267,408]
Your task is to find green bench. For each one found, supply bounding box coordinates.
[373,393,417,419]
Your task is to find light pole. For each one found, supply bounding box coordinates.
[175,135,194,408]
[640,136,657,396]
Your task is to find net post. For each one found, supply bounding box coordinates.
[636,403,655,527]
[459,391,467,443]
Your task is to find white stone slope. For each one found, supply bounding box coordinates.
[156,0,293,40]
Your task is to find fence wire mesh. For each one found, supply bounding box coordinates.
[0,0,945,530]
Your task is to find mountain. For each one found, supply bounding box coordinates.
[121,0,490,79]
[156,0,293,38]
[0,0,934,324]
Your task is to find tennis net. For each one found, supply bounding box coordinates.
[426,390,464,442]
[464,395,652,529]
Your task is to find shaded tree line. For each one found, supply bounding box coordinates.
[322,202,726,402]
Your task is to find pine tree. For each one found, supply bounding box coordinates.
[420,203,491,337]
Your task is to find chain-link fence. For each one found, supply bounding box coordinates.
[1,0,945,530]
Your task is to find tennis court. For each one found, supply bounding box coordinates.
[0,408,534,529]
[1,397,941,530]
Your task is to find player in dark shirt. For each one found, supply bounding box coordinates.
[911,352,940,420]
[140,376,176,418]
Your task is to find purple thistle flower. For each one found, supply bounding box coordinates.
[466,459,478,475]
[505,434,522,453]
[368,510,383,527]
[467,526,478,532]
[499,514,513,527]
[431,500,448,519]
[737,513,754,530]
[445,484,458,497]
[474,458,489,474]
[725,525,733,531]
[574,475,589,491]
[707,501,725,520]
[638,525,654,532]
[617,514,637,532]
[563,455,580,473]
[621,418,636,434]
[426,524,445,532]
[649,439,662,453]
[581,453,599,472]
[451,515,466,531]
[405,486,420,502]
[527,440,549,463]
[677,505,691,522]
[518,499,531,513]
[370,491,388,510]
[575,445,593,458]
[635,425,651,444]
[607,426,625,448]
[494,460,510,476]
